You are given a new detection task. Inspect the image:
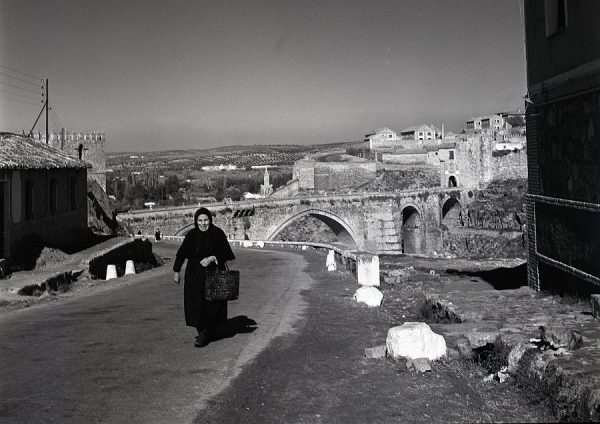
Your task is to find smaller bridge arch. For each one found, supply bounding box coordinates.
[268,208,360,250]
[441,197,462,227]
[401,204,425,254]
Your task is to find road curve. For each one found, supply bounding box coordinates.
[0,244,315,423]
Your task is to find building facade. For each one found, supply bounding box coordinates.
[525,0,600,292]
[0,134,89,260]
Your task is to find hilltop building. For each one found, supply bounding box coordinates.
[0,134,89,260]
[32,129,106,191]
[524,0,600,292]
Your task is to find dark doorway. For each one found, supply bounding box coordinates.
[448,176,457,187]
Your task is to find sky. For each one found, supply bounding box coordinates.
[0,0,526,152]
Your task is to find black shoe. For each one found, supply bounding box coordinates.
[194,331,209,348]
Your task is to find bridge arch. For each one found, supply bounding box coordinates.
[268,208,360,250]
[441,197,462,227]
[174,223,195,236]
[401,204,424,254]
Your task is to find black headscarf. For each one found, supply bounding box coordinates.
[193,207,235,266]
[194,207,213,230]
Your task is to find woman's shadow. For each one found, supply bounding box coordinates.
[213,315,258,341]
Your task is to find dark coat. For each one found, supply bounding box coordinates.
[173,223,235,329]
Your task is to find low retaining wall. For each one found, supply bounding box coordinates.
[88,238,160,280]
[152,236,379,285]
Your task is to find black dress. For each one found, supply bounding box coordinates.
[173,225,235,330]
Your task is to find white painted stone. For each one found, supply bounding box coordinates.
[326,250,336,271]
[124,260,136,275]
[105,264,117,280]
[256,241,265,248]
[357,254,380,286]
[242,241,253,248]
[386,322,447,361]
[353,286,383,307]
[301,245,307,250]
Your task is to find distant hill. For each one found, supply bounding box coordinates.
[106,141,364,170]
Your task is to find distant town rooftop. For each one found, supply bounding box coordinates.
[0,133,90,170]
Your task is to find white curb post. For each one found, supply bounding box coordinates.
[125,260,136,275]
[357,254,380,287]
[105,264,118,280]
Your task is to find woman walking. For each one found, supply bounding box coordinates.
[173,207,235,347]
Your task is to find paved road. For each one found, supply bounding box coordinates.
[0,243,314,423]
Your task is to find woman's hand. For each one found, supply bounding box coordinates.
[200,256,217,267]
[173,272,180,284]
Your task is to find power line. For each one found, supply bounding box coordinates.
[0,70,42,87]
[0,63,43,82]
[0,86,44,102]
[50,104,64,130]
[0,92,42,107]
[0,79,44,95]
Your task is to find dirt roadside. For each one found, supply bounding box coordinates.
[198,250,554,423]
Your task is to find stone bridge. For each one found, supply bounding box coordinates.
[118,188,476,255]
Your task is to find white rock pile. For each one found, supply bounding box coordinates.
[386,322,447,361]
[353,286,383,307]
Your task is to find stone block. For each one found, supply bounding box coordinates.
[406,358,432,373]
[353,286,383,307]
[507,342,531,375]
[357,254,380,286]
[364,345,386,359]
[386,322,446,361]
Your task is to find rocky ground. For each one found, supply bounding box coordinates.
[199,252,556,423]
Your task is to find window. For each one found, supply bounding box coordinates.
[24,180,33,220]
[545,0,567,36]
[449,151,455,160]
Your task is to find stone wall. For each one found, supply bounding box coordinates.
[270,179,299,198]
[313,162,376,191]
[381,152,428,165]
[35,130,106,190]
[443,227,525,258]
[3,168,88,257]
[491,149,528,181]
[293,160,315,190]
[293,159,376,192]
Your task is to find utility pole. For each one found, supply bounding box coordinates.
[45,79,49,144]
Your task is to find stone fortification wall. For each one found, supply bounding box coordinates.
[491,149,527,181]
[381,152,428,165]
[34,130,106,190]
[293,159,376,192]
[313,162,376,191]
[293,160,315,190]
[270,179,299,198]
[455,133,493,188]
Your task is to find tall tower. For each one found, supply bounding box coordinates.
[260,167,273,197]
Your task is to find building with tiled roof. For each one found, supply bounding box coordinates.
[0,133,89,262]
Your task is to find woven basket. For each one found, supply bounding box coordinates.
[205,269,240,302]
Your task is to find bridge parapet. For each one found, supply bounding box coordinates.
[119,187,476,256]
